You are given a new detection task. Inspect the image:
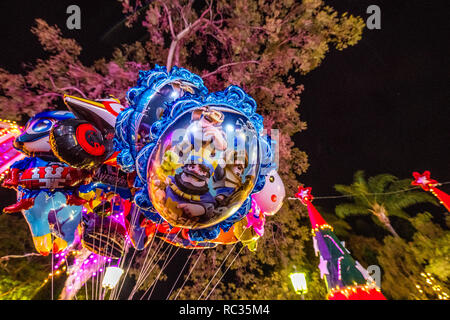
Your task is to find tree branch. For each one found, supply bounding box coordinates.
[202,60,260,78]
[161,2,176,38]
[166,2,214,71]
[48,74,88,98]
[0,253,41,263]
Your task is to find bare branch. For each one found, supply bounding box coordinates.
[161,2,176,38]
[0,253,41,263]
[48,74,88,98]
[201,60,260,78]
[166,1,216,71]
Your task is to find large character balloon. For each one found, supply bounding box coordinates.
[124,83,269,242]
[148,106,259,230]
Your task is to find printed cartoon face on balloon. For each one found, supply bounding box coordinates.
[147,105,260,229]
[14,111,75,159]
[252,169,285,216]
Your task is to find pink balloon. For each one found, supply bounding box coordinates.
[252,169,285,216]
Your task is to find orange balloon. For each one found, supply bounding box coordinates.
[209,227,238,245]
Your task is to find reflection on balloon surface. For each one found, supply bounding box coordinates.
[147,106,260,229]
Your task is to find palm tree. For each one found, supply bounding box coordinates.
[334,171,438,237]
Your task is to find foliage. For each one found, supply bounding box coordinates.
[345,212,450,300]
[334,170,438,237]
[0,212,49,300]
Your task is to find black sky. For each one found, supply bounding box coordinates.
[0,0,449,211]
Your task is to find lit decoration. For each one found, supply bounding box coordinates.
[59,247,113,300]
[295,186,386,300]
[412,171,450,212]
[0,119,25,182]
[102,266,124,290]
[414,272,449,300]
[289,271,307,295]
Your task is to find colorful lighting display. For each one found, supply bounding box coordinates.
[0,119,25,182]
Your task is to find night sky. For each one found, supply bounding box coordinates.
[0,2,448,217]
[0,0,449,302]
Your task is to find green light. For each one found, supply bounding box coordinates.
[290,272,307,295]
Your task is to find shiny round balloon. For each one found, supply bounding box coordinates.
[50,119,109,169]
[115,66,209,173]
[147,105,261,230]
[133,81,201,153]
[251,169,285,216]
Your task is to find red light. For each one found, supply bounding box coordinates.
[271,194,277,202]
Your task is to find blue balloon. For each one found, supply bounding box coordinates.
[22,191,82,255]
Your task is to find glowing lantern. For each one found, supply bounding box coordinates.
[102,266,124,289]
[289,272,307,295]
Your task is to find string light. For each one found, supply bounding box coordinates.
[311,224,333,237]
[327,282,383,300]
[415,272,449,300]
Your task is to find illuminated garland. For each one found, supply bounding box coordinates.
[415,272,449,300]
[0,118,25,183]
[327,282,384,300]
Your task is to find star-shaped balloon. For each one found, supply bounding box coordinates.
[412,171,438,191]
[295,186,314,204]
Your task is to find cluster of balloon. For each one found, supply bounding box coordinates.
[1,111,92,255]
[114,65,285,250]
[1,64,285,260]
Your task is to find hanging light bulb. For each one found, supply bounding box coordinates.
[102,266,124,290]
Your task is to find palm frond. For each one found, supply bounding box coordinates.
[388,178,416,191]
[352,170,370,195]
[335,203,368,218]
[334,184,357,196]
[385,191,439,210]
[385,207,411,219]
[368,174,398,193]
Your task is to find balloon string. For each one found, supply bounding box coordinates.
[109,205,137,300]
[146,245,181,300]
[50,194,57,301]
[137,239,174,299]
[110,204,143,300]
[287,182,450,201]
[139,229,184,299]
[198,227,248,300]
[128,236,165,298]
[166,248,195,300]
[125,222,160,300]
[98,167,122,300]
[128,222,180,299]
[173,248,205,300]
[114,211,152,300]
[129,224,172,298]
[204,245,244,300]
